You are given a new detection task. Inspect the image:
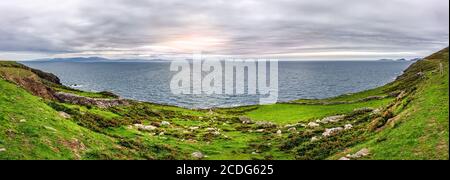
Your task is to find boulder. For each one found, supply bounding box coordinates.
[346,148,370,159]
[276,130,282,136]
[307,122,320,128]
[255,121,276,129]
[322,127,343,137]
[344,124,353,130]
[58,111,71,119]
[310,136,320,142]
[161,121,171,126]
[318,115,345,124]
[134,124,157,131]
[189,127,200,131]
[239,116,253,124]
[255,129,265,133]
[191,151,205,159]
[288,127,297,132]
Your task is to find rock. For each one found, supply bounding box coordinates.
[318,115,345,124]
[19,119,27,123]
[370,108,382,116]
[344,124,353,130]
[288,127,297,132]
[189,127,200,131]
[192,151,205,159]
[307,122,320,128]
[205,128,217,131]
[159,132,165,136]
[285,123,301,128]
[322,127,343,137]
[239,116,253,124]
[346,148,370,159]
[255,121,276,129]
[255,129,265,133]
[134,124,157,131]
[58,111,71,119]
[44,126,57,132]
[0,148,6,152]
[339,157,350,160]
[276,130,282,136]
[161,121,170,126]
[54,92,129,108]
[310,136,320,142]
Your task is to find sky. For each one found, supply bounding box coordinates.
[0,0,448,60]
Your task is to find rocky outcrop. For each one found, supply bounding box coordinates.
[54,92,129,108]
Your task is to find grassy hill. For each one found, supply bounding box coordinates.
[0,48,448,160]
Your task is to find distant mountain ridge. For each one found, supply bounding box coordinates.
[377,58,422,62]
[27,57,167,63]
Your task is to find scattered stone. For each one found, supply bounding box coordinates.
[58,111,71,119]
[0,148,6,152]
[370,108,382,116]
[192,151,205,159]
[255,129,265,133]
[276,130,282,136]
[161,121,171,126]
[288,127,297,132]
[255,121,276,129]
[205,128,217,131]
[339,157,351,160]
[310,136,320,142]
[285,123,301,128]
[307,122,320,128]
[252,152,258,155]
[19,119,27,123]
[44,126,57,132]
[322,127,344,137]
[344,124,353,130]
[318,115,345,124]
[159,132,165,136]
[239,116,253,124]
[189,127,200,131]
[134,124,157,131]
[346,148,370,159]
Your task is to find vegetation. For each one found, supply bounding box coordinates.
[0,47,448,160]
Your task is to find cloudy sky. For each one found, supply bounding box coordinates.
[0,0,448,60]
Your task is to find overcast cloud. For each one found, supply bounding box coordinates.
[0,0,448,60]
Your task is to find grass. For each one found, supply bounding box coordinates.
[0,80,125,159]
[245,98,393,124]
[331,49,449,160]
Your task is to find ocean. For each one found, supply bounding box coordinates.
[23,61,412,109]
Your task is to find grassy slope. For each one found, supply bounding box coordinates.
[0,47,448,160]
[332,48,449,160]
[245,99,393,124]
[0,80,128,160]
